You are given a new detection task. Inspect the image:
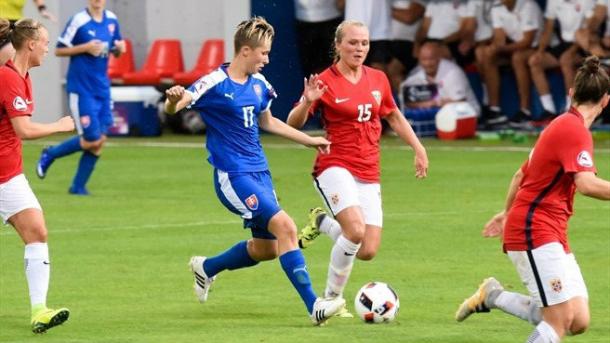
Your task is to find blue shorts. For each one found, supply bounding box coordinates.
[69,93,113,141]
[213,169,280,240]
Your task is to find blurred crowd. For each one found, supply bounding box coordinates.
[295,0,610,132]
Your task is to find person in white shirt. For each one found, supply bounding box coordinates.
[294,0,344,76]
[459,0,494,72]
[344,0,393,71]
[401,41,481,116]
[479,0,543,129]
[529,0,596,116]
[415,0,463,62]
[575,0,610,57]
[387,0,425,92]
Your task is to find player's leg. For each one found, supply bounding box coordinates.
[512,48,535,115]
[558,46,581,111]
[69,96,107,195]
[355,181,382,261]
[1,175,69,333]
[36,93,86,179]
[528,51,559,115]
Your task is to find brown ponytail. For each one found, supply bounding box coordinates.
[572,56,610,105]
[10,18,44,50]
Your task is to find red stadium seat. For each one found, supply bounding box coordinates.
[122,39,185,85]
[107,39,135,84]
[173,39,225,86]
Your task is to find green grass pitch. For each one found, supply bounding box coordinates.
[1,134,608,343]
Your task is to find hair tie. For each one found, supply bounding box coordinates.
[9,21,15,30]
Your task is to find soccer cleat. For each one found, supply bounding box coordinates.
[298,207,326,249]
[310,297,346,326]
[455,277,504,322]
[189,256,215,303]
[334,302,354,318]
[31,307,70,334]
[36,147,55,179]
[68,186,90,196]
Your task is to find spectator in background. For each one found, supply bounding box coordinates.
[528,0,595,117]
[344,0,393,72]
[415,0,464,63]
[576,0,610,57]
[35,0,126,195]
[0,0,57,24]
[479,0,543,129]
[386,0,425,93]
[294,0,344,76]
[401,41,481,116]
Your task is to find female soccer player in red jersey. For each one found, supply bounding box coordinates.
[456,56,610,343]
[287,20,428,314]
[0,18,74,333]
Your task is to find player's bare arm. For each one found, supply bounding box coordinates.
[483,168,524,237]
[574,171,610,200]
[10,116,74,140]
[259,110,330,154]
[384,109,428,178]
[286,74,327,128]
[164,86,192,115]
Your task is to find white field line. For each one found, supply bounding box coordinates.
[1,207,606,236]
[22,140,610,153]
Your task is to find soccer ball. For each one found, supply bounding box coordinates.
[354,282,400,323]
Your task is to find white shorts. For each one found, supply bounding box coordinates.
[0,174,42,224]
[313,166,383,227]
[508,242,588,307]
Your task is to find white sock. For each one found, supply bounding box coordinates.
[540,94,557,113]
[482,85,489,105]
[494,291,542,325]
[319,215,342,242]
[564,95,571,111]
[324,235,361,298]
[526,321,560,343]
[24,243,50,309]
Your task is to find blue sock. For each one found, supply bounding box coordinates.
[279,249,317,314]
[71,151,99,190]
[203,240,258,278]
[47,136,82,159]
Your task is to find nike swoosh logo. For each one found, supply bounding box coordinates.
[25,100,33,104]
[335,98,349,104]
[344,252,354,256]
[43,261,50,265]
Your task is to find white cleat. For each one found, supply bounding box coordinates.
[455,277,504,322]
[189,256,215,303]
[310,297,346,326]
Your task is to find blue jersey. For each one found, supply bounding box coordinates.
[57,9,122,98]
[187,64,277,172]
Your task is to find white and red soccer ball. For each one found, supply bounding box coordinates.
[354,281,400,323]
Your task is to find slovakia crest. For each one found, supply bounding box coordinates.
[550,279,563,293]
[577,151,593,168]
[245,194,259,210]
[253,84,263,99]
[80,115,91,128]
[12,96,27,111]
[371,90,381,105]
[108,23,116,35]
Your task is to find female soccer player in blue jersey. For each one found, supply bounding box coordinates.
[35,0,126,195]
[164,16,344,325]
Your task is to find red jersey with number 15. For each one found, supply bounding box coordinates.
[504,109,597,253]
[306,65,398,182]
[0,60,34,184]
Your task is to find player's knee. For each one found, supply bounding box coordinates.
[357,247,377,261]
[569,311,590,335]
[31,225,48,242]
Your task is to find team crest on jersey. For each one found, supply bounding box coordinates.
[245,194,259,210]
[253,84,262,100]
[80,115,91,128]
[12,96,27,111]
[330,193,340,205]
[577,151,593,168]
[550,279,563,293]
[371,90,381,105]
[108,23,116,35]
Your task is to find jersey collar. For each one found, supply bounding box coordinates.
[4,60,29,81]
[567,107,585,123]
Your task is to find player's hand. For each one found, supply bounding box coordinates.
[308,136,331,154]
[302,74,327,103]
[483,211,506,238]
[86,40,104,57]
[530,50,545,65]
[113,39,127,56]
[56,116,75,132]
[458,40,473,55]
[166,86,186,104]
[414,146,428,179]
